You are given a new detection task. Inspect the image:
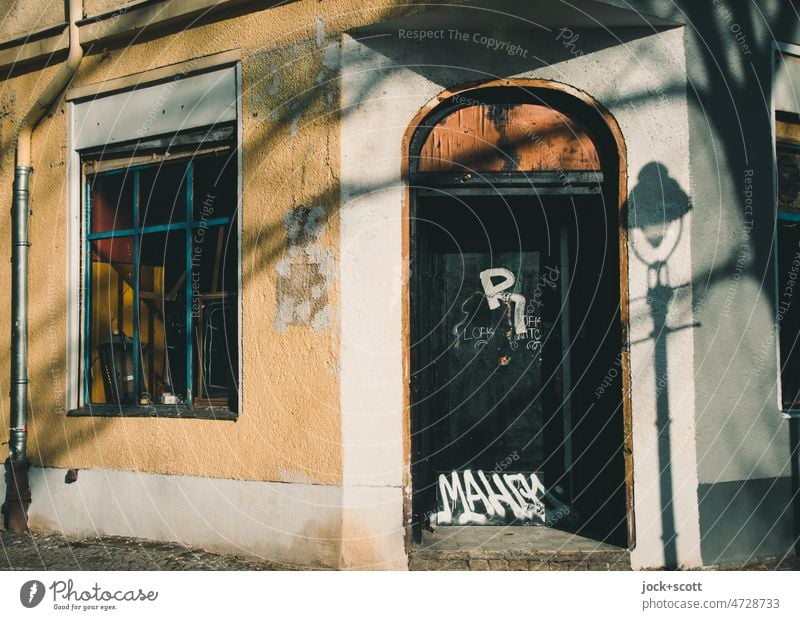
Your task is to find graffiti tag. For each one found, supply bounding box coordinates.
[435,470,568,526]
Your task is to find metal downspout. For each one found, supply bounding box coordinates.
[4,0,84,532]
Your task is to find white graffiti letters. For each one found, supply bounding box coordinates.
[479,268,527,335]
[479,267,515,309]
[437,471,487,525]
[436,469,547,525]
[477,470,531,520]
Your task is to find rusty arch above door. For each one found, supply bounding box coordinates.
[416,99,601,173]
[405,80,626,198]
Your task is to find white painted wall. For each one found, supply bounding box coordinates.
[1,466,406,569]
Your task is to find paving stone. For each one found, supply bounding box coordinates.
[468,559,490,571]
[1,530,294,571]
[541,561,564,571]
[408,558,432,571]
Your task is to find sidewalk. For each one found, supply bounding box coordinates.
[2,528,798,571]
[1,529,294,571]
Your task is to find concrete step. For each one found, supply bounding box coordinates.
[409,526,631,570]
[409,548,631,570]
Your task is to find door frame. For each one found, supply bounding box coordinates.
[400,78,634,549]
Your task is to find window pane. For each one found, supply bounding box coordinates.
[779,151,800,212]
[88,236,137,404]
[89,172,134,234]
[138,230,188,404]
[195,298,238,405]
[191,223,238,294]
[139,161,187,229]
[193,152,237,221]
[776,123,800,408]
[778,220,800,407]
[191,223,238,407]
[85,150,238,412]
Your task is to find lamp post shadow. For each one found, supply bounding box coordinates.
[630,162,695,568]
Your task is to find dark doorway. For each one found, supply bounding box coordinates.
[408,88,627,547]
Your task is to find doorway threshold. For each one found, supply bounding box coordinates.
[409,526,630,571]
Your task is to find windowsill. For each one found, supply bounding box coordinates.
[67,404,238,421]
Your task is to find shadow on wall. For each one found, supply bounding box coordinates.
[629,161,693,569]
[674,0,800,566]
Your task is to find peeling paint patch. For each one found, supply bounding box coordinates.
[276,206,334,332]
[323,39,340,71]
[315,16,325,48]
[268,66,281,96]
[311,305,332,331]
[0,90,14,118]
[286,205,325,244]
[0,89,16,150]
[315,15,340,71]
[275,257,292,278]
[277,468,315,484]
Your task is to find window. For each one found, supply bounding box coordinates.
[775,46,800,411]
[777,112,800,410]
[79,125,239,417]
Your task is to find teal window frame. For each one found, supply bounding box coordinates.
[81,153,238,415]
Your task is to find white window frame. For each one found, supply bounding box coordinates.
[66,56,243,415]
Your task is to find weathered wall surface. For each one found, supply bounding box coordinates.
[0,0,432,569]
[0,0,453,569]
[83,0,138,18]
[0,1,432,485]
[679,0,798,567]
[1,0,798,569]
[29,9,341,485]
[341,14,700,568]
[598,0,799,566]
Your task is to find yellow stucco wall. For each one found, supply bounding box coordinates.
[83,0,138,17]
[0,1,65,42]
[0,0,434,485]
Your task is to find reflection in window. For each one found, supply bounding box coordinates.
[84,145,239,412]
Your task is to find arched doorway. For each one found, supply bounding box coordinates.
[404,81,633,549]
